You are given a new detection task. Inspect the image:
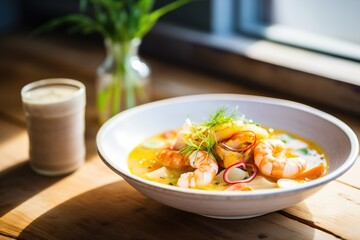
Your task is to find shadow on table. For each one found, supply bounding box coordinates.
[19,181,316,240]
[0,161,64,217]
[0,110,102,217]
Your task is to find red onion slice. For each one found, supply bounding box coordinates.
[223,161,258,184]
[220,130,256,153]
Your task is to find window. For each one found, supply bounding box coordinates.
[149,0,360,115]
[239,0,360,61]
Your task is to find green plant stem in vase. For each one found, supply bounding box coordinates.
[35,0,192,123]
[96,38,150,123]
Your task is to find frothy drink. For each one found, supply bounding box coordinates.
[21,79,86,176]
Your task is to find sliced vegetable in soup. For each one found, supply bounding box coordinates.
[128,107,328,191]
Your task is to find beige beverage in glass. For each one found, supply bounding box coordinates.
[21,79,86,176]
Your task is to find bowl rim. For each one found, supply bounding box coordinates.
[96,93,359,198]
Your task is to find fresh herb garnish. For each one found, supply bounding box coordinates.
[203,107,236,128]
[179,127,216,158]
[180,107,237,157]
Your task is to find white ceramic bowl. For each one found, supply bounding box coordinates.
[96,94,359,219]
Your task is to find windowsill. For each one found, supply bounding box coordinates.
[142,23,360,115]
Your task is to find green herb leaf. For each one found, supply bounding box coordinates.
[280,134,294,143]
[294,148,310,156]
[179,128,216,158]
[136,0,191,38]
[203,106,236,128]
[179,106,238,158]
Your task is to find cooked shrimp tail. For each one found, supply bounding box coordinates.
[155,148,190,170]
[177,151,218,188]
[254,139,307,178]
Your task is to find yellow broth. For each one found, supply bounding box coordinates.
[128,128,328,191]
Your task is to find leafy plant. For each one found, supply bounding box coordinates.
[35,0,192,123]
[35,0,192,42]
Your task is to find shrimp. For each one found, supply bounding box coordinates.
[214,145,241,168]
[214,122,269,143]
[254,139,306,178]
[239,123,269,140]
[214,130,256,167]
[155,148,190,170]
[214,145,251,168]
[213,122,242,142]
[177,151,218,188]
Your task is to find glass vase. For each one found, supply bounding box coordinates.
[96,38,151,124]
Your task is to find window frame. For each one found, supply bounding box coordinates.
[143,0,360,115]
[238,0,360,61]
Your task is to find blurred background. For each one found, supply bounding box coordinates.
[1,0,359,116]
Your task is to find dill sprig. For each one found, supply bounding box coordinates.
[180,107,237,157]
[203,107,236,128]
[179,128,217,158]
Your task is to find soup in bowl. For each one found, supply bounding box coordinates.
[96,94,358,219]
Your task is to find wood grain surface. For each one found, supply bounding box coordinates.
[0,34,359,240]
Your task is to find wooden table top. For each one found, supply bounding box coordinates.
[0,35,359,240]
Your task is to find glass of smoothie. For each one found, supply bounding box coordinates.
[21,79,86,176]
